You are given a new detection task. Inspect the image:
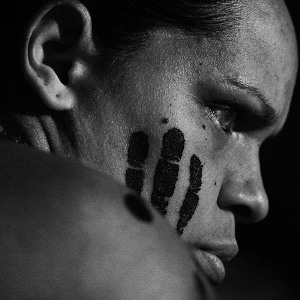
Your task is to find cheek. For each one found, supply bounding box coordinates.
[123,124,222,232]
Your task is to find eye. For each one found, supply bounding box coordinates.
[206,105,236,134]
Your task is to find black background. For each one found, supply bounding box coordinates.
[216,1,300,299]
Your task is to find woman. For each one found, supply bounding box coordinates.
[0,0,297,298]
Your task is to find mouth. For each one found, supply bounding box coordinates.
[191,244,239,285]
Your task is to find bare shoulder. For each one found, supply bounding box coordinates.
[0,141,214,299]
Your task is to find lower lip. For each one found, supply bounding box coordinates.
[192,250,225,285]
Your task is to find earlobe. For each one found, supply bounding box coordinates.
[24,1,96,111]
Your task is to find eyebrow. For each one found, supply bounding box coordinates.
[225,77,280,127]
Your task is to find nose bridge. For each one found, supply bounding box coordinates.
[218,141,269,223]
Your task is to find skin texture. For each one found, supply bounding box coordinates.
[0,0,297,297]
[64,0,296,282]
[0,141,213,299]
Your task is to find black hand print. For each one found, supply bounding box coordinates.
[151,128,185,215]
[126,131,149,195]
[177,155,203,235]
[125,128,203,235]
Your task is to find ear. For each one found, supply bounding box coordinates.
[24,0,97,111]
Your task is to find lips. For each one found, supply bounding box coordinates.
[191,244,239,285]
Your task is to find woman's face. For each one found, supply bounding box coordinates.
[86,0,297,284]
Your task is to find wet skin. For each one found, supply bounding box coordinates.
[79,0,298,283]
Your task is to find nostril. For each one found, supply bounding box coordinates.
[232,205,253,223]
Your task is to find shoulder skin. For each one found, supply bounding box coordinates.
[0,141,214,299]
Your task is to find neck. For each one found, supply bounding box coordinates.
[0,107,106,172]
[0,112,78,158]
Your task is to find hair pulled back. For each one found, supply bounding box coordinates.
[0,0,241,111]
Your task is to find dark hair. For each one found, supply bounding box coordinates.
[0,0,241,112]
[89,0,241,55]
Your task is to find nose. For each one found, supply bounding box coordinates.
[218,148,269,224]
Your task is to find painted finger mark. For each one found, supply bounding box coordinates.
[151,128,185,215]
[161,128,185,162]
[127,131,149,168]
[151,160,179,215]
[125,169,144,195]
[125,131,149,195]
[177,155,203,235]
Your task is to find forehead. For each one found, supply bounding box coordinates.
[125,0,297,131]
[234,0,298,109]
[155,0,298,130]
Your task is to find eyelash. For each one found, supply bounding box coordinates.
[205,105,237,135]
